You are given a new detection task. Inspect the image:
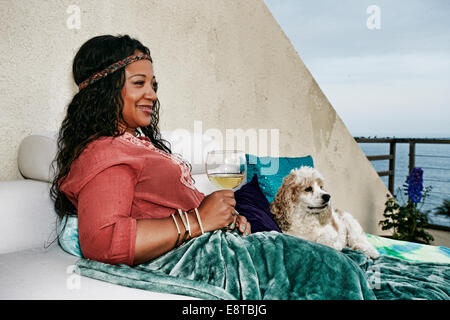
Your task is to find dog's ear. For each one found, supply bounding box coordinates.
[270,173,298,231]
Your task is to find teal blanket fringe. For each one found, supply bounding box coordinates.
[75,230,450,300]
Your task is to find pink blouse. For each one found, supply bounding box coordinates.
[59,132,205,266]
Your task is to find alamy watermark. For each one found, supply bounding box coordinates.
[366,265,381,290]
[168,120,280,175]
[66,4,81,30]
[66,264,81,290]
[366,5,381,30]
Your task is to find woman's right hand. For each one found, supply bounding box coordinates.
[197,190,236,232]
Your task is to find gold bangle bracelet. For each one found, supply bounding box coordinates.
[185,210,191,237]
[171,213,181,248]
[177,209,190,245]
[194,208,205,235]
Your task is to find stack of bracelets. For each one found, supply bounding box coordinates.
[171,208,205,248]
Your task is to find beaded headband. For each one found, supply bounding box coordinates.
[78,53,152,90]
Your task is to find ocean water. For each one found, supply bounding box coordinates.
[358,142,450,228]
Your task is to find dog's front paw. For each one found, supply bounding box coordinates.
[366,247,380,259]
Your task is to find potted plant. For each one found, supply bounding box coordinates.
[435,199,450,217]
[379,167,434,244]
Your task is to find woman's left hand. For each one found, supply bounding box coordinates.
[230,214,251,236]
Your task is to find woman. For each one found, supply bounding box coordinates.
[51,34,251,266]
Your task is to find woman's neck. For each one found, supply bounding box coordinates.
[125,128,137,136]
[118,122,137,136]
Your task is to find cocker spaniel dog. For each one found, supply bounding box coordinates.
[270,166,379,259]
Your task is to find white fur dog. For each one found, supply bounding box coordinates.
[270,166,379,259]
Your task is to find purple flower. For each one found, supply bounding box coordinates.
[407,168,423,203]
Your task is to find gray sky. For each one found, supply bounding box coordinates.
[264,0,450,137]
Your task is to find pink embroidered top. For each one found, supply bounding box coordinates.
[59,132,205,266]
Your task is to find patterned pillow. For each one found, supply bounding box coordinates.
[57,215,83,257]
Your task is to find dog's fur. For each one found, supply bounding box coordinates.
[270,166,379,259]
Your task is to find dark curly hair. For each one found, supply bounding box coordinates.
[50,34,172,226]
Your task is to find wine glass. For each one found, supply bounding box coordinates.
[206,150,246,190]
[206,150,246,223]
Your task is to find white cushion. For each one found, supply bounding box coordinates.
[0,243,196,299]
[0,180,56,255]
[18,132,58,182]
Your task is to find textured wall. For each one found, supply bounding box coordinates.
[0,0,389,233]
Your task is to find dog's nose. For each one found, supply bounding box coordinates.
[322,194,331,202]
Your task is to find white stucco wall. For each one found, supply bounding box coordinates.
[0,0,389,233]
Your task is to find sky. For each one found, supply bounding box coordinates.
[264,0,450,138]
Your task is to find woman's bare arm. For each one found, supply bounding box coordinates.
[133,211,202,265]
[133,190,240,265]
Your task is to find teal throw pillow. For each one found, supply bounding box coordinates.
[245,154,314,204]
[57,215,83,257]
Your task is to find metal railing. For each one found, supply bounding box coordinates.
[355,137,450,232]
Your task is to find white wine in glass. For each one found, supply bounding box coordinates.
[206,150,246,190]
[206,150,246,222]
[207,173,245,189]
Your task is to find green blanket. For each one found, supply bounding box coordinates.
[75,230,450,300]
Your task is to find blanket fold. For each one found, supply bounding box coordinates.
[76,230,376,300]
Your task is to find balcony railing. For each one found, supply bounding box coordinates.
[355,137,450,232]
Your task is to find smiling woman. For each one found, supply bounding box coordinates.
[50,34,250,266]
[51,35,171,223]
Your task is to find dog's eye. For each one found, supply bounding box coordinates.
[320,186,324,189]
[305,187,313,192]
